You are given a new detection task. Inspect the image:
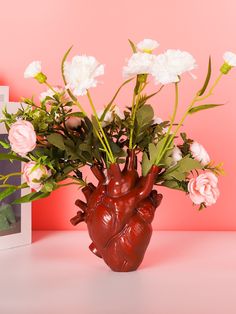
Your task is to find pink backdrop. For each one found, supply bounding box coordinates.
[0,0,235,230]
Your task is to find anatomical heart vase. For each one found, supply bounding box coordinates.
[0,38,231,271]
[71,150,162,271]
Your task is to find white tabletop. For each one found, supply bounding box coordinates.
[0,231,236,314]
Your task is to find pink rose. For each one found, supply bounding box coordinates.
[188,172,220,206]
[8,120,37,156]
[23,161,51,192]
[65,116,82,130]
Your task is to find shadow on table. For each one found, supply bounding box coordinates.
[142,232,208,269]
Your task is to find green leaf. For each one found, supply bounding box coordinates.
[142,139,166,176]
[47,133,65,150]
[0,187,17,202]
[12,191,50,204]
[138,91,160,107]
[42,181,57,193]
[188,104,223,114]
[197,56,211,96]
[136,105,154,127]
[133,105,154,146]
[0,153,28,162]
[198,202,207,211]
[61,46,73,85]
[142,152,150,177]
[158,147,174,168]
[180,132,187,142]
[160,180,185,191]
[160,179,189,192]
[64,138,78,160]
[128,39,137,53]
[0,140,10,149]
[109,141,126,158]
[161,156,203,181]
[66,112,85,118]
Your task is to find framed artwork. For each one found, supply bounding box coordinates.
[0,89,31,250]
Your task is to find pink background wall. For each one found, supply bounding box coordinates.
[0,0,235,230]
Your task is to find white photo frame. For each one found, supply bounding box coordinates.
[0,86,9,103]
[0,100,31,250]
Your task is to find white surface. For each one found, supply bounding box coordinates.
[1,231,236,314]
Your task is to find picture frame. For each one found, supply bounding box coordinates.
[0,90,31,250]
[0,86,9,103]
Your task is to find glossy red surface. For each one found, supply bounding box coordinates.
[71,150,162,272]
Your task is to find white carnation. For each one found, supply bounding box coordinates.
[165,49,197,75]
[152,49,197,85]
[64,55,104,96]
[137,39,159,52]
[39,86,65,102]
[123,52,156,78]
[172,146,182,165]
[98,106,125,127]
[152,116,163,125]
[113,106,125,120]
[24,61,42,78]
[223,51,236,67]
[152,116,168,133]
[190,142,210,166]
[151,54,179,84]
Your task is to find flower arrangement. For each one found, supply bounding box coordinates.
[0,38,232,271]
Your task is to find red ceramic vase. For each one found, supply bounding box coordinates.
[71,150,162,272]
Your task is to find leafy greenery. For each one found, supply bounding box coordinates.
[47,133,66,150]
[157,155,203,182]
[12,191,51,204]
[0,42,225,209]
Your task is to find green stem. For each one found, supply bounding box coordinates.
[155,73,223,165]
[87,90,115,163]
[169,83,179,132]
[155,82,179,164]
[128,93,136,149]
[129,81,143,149]
[172,72,223,140]
[67,175,88,185]
[0,172,22,184]
[101,78,134,121]
[67,89,87,117]
[44,81,58,94]
[57,181,86,188]
[45,80,87,117]
[0,183,27,189]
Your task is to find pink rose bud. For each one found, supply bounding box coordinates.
[23,161,51,192]
[65,116,82,130]
[188,172,220,206]
[8,120,37,156]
